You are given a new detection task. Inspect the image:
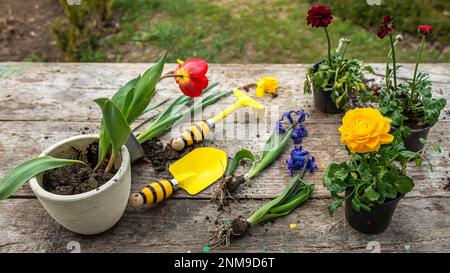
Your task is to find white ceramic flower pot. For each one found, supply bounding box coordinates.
[30,134,131,235]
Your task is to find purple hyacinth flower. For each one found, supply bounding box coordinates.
[286,146,317,176]
[277,120,286,133]
[291,125,308,144]
[280,110,295,125]
[295,109,308,123]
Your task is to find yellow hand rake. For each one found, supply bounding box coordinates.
[170,89,265,151]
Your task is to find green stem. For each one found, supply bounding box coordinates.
[340,43,348,64]
[385,50,391,91]
[411,35,425,100]
[105,152,116,173]
[93,159,103,173]
[389,33,397,90]
[159,74,184,81]
[324,27,332,66]
[334,42,348,84]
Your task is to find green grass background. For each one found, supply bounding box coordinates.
[93,0,449,63]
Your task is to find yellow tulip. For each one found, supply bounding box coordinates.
[256,77,279,97]
[338,108,394,153]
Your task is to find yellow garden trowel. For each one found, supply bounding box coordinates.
[128,147,227,207]
[169,89,265,151]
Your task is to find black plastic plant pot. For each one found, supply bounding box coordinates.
[309,60,344,114]
[313,88,343,114]
[345,195,402,234]
[403,125,431,152]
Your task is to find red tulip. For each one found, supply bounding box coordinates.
[418,25,432,36]
[306,4,333,28]
[377,16,395,39]
[174,58,209,97]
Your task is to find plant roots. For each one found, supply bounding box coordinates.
[211,175,246,210]
[209,217,250,249]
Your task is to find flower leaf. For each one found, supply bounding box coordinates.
[94,98,131,157]
[0,156,86,200]
[112,75,141,115]
[247,174,314,224]
[124,52,166,123]
[327,199,344,216]
[226,149,255,177]
[245,128,293,180]
[363,186,381,202]
[395,175,415,194]
[98,76,141,165]
[136,85,228,143]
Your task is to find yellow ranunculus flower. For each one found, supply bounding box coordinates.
[338,108,394,153]
[256,77,279,97]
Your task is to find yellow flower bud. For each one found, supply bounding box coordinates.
[359,83,366,91]
[256,77,279,98]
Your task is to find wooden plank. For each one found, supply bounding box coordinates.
[0,63,449,253]
[0,197,448,253]
[0,63,449,122]
[1,120,449,199]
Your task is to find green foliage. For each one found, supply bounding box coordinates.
[0,157,86,200]
[323,134,418,216]
[106,0,448,63]
[247,173,315,224]
[24,53,48,62]
[244,128,293,180]
[51,0,112,61]
[124,53,166,123]
[97,53,166,165]
[94,98,131,172]
[379,72,447,131]
[304,43,373,110]
[225,149,255,177]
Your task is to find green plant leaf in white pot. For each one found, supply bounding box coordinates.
[0,55,169,234]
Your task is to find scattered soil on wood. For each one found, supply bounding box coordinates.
[43,142,116,195]
[0,0,63,61]
[442,177,450,191]
[141,138,195,172]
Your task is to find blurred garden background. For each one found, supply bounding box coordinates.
[0,0,448,63]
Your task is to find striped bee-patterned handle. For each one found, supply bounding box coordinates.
[128,180,175,207]
[170,120,213,151]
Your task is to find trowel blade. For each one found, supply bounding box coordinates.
[125,134,145,164]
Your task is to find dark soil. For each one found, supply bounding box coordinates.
[231,218,250,237]
[0,0,63,61]
[43,142,116,195]
[443,177,450,191]
[223,175,246,194]
[141,138,194,172]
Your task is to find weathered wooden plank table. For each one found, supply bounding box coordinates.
[0,63,449,253]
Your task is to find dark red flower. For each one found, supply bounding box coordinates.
[418,25,432,36]
[306,4,333,28]
[174,58,208,97]
[377,16,395,39]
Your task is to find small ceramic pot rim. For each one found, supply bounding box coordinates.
[29,134,130,203]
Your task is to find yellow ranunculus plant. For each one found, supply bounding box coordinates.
[323,107,421,217]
